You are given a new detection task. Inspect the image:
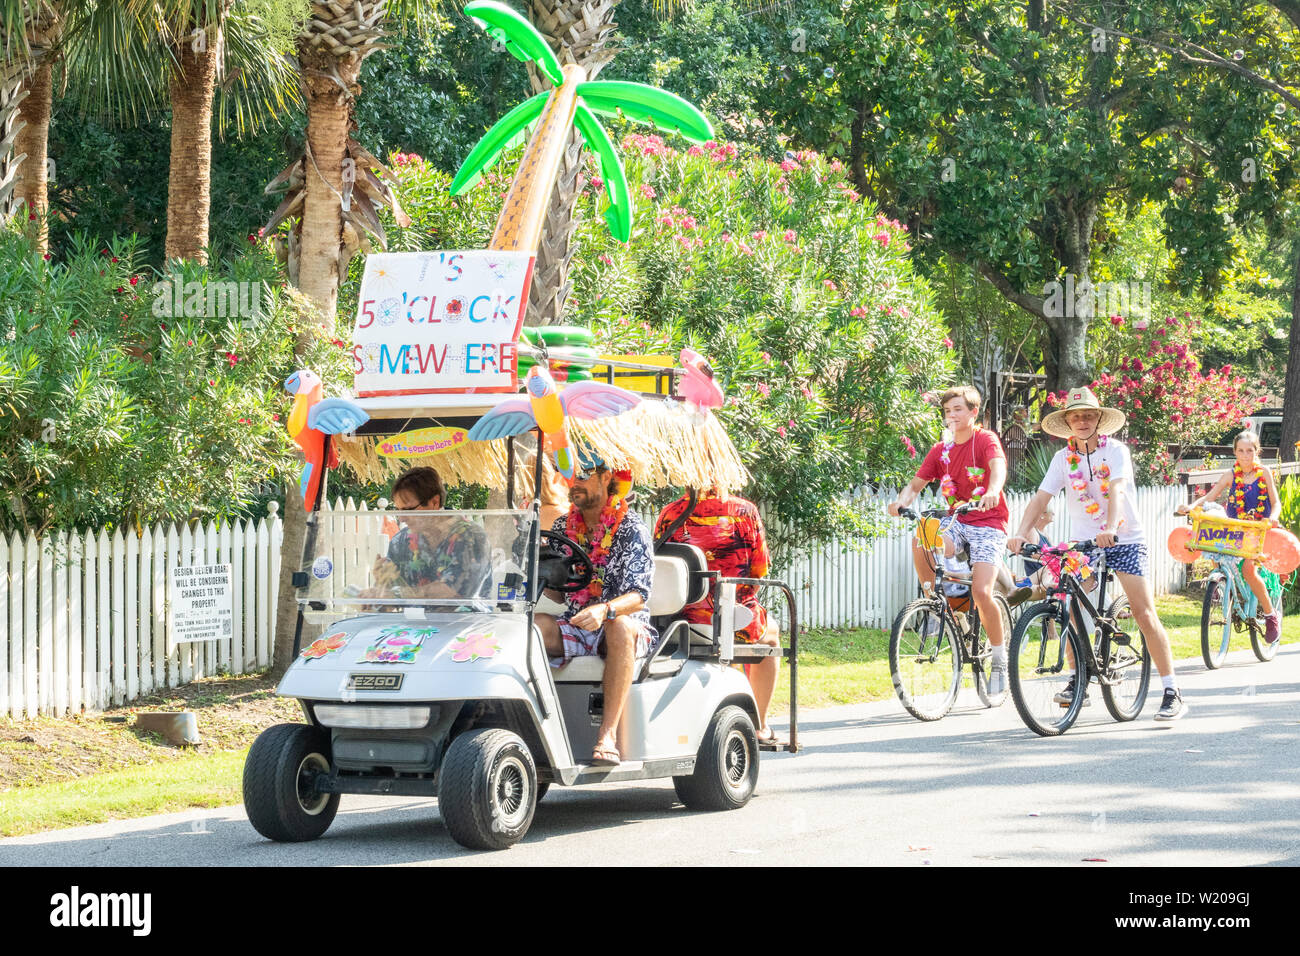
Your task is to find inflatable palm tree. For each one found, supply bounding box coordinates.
[452,0,713,254]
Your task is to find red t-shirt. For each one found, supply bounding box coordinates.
[915,428,1009,531]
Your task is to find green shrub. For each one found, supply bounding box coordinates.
[0,225,350,536]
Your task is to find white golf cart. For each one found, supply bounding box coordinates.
[242,388,801,851]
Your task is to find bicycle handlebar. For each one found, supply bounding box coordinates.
[896,502,976,522]
[1019,540,1101,558]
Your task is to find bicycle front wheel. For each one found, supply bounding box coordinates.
[1009,601,1085,736]
[1099,595,1152,721]
[889,599,962,721]
[1200,574,1232,670]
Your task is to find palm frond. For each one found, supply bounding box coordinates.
[576,80,713,143]
[212,5,303,138]
[463,0,562,85]
[61,0,170,126]
[449,90,548,194]
[573,102,629,242]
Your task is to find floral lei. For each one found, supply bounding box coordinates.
[1066,436,1120,529]
[939,429,987,504]
[1039,544,1094,599]
[1232,462,1267,520]
[565,496,629,608]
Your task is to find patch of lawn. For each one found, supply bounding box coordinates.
[0,749,249,837]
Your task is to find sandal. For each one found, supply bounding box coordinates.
[590,737,620,766]
[756,726,784,746]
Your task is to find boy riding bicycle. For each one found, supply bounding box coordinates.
[888,386,1011,697]
[1008,387,1187,721]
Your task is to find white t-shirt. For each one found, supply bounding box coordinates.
[1039,438,1145,546]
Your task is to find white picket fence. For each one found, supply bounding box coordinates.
[761,486,1188,631]
[0,506,282,719]
[1,488,1186,717]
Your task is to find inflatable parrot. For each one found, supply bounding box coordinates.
[284,370,371,509]
[466,365,640,479]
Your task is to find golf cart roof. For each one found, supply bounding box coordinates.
[353,392,521,433]
[336,378,751,494]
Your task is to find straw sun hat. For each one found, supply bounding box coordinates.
[1040,386,1126,439]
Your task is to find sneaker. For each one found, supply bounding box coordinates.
[986,662,1007,697]
[919,613,941,638]
[1264,608,1281,645]
[1006,586,1034,609]
[1053,675,1090,707]
[1154,688,1187,722]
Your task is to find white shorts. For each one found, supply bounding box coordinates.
[938,516,1008,566]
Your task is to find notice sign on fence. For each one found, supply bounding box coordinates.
[168,563,233,645]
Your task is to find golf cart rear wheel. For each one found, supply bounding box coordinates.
[438,728,537,850]
[243,723,340,842]
[673,705,759,811]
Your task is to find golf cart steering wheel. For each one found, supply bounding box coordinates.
[538,530,595,593]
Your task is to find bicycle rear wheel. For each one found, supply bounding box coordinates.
[1200,574,1232,670]
[1251,573,1284,662]
[1009,601,1085,736]
[889,598,962,721]
[1248,600,1279,660]
[1099,595,1152,721]
[973,595,1012,708]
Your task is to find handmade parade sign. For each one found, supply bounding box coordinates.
[1189,509,1269,559]
[352,250,533,396]
[378,426,470,458]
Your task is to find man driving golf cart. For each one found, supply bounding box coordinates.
[534,450,656,767]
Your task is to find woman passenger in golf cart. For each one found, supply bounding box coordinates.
[534,449,657,767]
[362,467,493,600]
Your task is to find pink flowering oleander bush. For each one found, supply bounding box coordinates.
[0,225,351,536]
[567,136,953,552]
[1046,313,1262,485]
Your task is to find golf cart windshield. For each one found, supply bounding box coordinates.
[301,509,536,610]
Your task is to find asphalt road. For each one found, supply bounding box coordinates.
[4,646,1298,867]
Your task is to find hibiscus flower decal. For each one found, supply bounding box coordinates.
[449,630,500,663]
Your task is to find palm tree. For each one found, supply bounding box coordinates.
[262,1,440,327]
[0,1,60,249]
[450,0,711,260]
[65,0,304,263]
[522,0,618,327]
[0,46,28,222]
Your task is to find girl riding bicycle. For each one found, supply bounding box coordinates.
[1176,430,1283,645]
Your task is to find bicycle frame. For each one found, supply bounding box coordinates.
[1030,551,1133,688]
[1210,553,1260,622]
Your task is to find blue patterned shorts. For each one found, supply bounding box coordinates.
[1103,542,1148,577]
[938,516,1008,566]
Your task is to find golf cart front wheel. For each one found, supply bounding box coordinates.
[243,723,340,842]
[673,705,759,811]
[438,728,538,850]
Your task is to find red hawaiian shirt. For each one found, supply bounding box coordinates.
[654,493,770,643]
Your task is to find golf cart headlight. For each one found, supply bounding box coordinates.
[314,705,433,729]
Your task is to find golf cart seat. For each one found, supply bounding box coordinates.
[550,551,700,683]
